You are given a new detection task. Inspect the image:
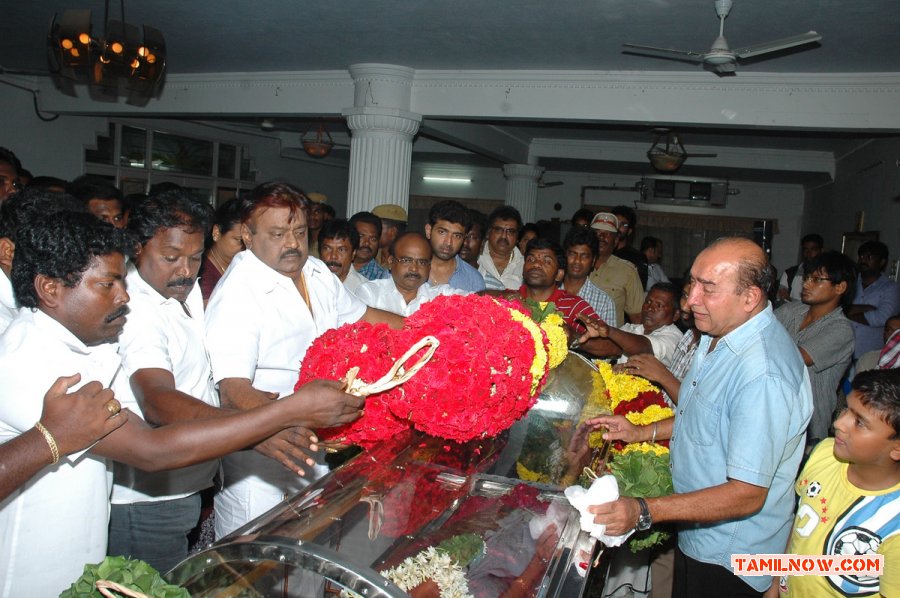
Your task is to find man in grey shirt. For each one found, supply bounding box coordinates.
[775,250,856,444]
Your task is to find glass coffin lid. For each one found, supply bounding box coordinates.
[168,352,607,597]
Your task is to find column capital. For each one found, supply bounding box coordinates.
[503,163,545,181]
[342,106,422,137]
[347,63,416,110]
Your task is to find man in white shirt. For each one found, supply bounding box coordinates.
[0,213,361,596]
[580,282,684,366]
[318,218,368,294]
[356,232,465,316]
[109,190,286,571]
[478,206,525,291]
[205,182,403,537]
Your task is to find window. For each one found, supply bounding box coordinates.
[84,123,255,205]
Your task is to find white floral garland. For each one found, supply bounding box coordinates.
[382,546,473,598]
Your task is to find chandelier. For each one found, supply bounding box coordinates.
[646,129,718,173]
[301,125,335,158]
[47,1,166,93]
[647,130,688,173]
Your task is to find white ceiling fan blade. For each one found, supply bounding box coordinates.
[622,43,706,62]
[732,31,822,59]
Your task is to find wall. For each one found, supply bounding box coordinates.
[805,137,900,275]
[0,84,107,180]
[0,84,350,211]
[408,162,806,269]
[0,80,831,271]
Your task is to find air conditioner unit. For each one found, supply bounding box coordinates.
[638,175,728,208]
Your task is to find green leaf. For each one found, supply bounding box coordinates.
[59,556,191,598]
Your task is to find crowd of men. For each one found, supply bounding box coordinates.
[0,143,898,598]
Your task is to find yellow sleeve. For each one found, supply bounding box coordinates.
[879,534,900,598]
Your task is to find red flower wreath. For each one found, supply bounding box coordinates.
[393,295,540,442]
[296,321,409,446]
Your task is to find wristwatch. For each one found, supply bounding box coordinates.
[635,497,652,531]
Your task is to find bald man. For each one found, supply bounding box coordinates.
[585,237,813,598]
[355,232,465,316]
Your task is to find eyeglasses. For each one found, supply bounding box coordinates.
[490,226,518,237]
[802,274,833,284]
[395,257,431,267]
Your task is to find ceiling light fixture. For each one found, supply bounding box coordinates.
[422,176,472,183]
[647,129,688,173]
[47,1,166,95]
[301,125,335,158]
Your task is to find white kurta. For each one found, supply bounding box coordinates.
[0,310,124,597]
[616,322,684,367]
[0,269,17,334]
[204,251,366,536]
[355,278,466,316]
[343,265,368,294]
[111,266,219,504]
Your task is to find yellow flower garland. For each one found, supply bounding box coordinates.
[507,309,548,394]
[516,461,551,483]
[624,404,675,427]
[536,306,569,370]
[594,361,660,412]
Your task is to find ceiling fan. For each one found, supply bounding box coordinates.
[622,0,822,76]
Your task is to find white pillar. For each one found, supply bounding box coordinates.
[343,64,422,216]
[503,164,544,223]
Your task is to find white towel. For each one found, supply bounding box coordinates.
[563,475,633,547]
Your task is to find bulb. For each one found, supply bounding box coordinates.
[99,54,110,64]
[137,45,148,57]
[61,38,73,50]
[69,48,80,57]
[130,59,139,69]
[146,54,156,64]
[78,32,90,45]
[110,41,123,54]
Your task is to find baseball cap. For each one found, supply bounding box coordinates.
[372,204,408,223]
[590,212,619,233]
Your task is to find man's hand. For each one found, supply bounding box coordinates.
[41,374,128,456]
[253,427,319,475]
[588,497,641,536]
[286,379,365,428]
[614,354,667,384]
[575,313,610,345]
[585,414,645,444]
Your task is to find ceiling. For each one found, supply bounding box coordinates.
[7,0,898,74]
[4,0,900,185]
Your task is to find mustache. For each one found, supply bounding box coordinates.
[167,277,194,288]
[325,261,343,270]
[280,249,302,259]
[105,306,129,323]
[404,273,422,280]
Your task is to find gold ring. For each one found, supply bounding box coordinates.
[105,399,121,416]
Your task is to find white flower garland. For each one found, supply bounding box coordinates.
[382,546,473,598]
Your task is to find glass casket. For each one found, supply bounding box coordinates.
[168,352,608,597]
